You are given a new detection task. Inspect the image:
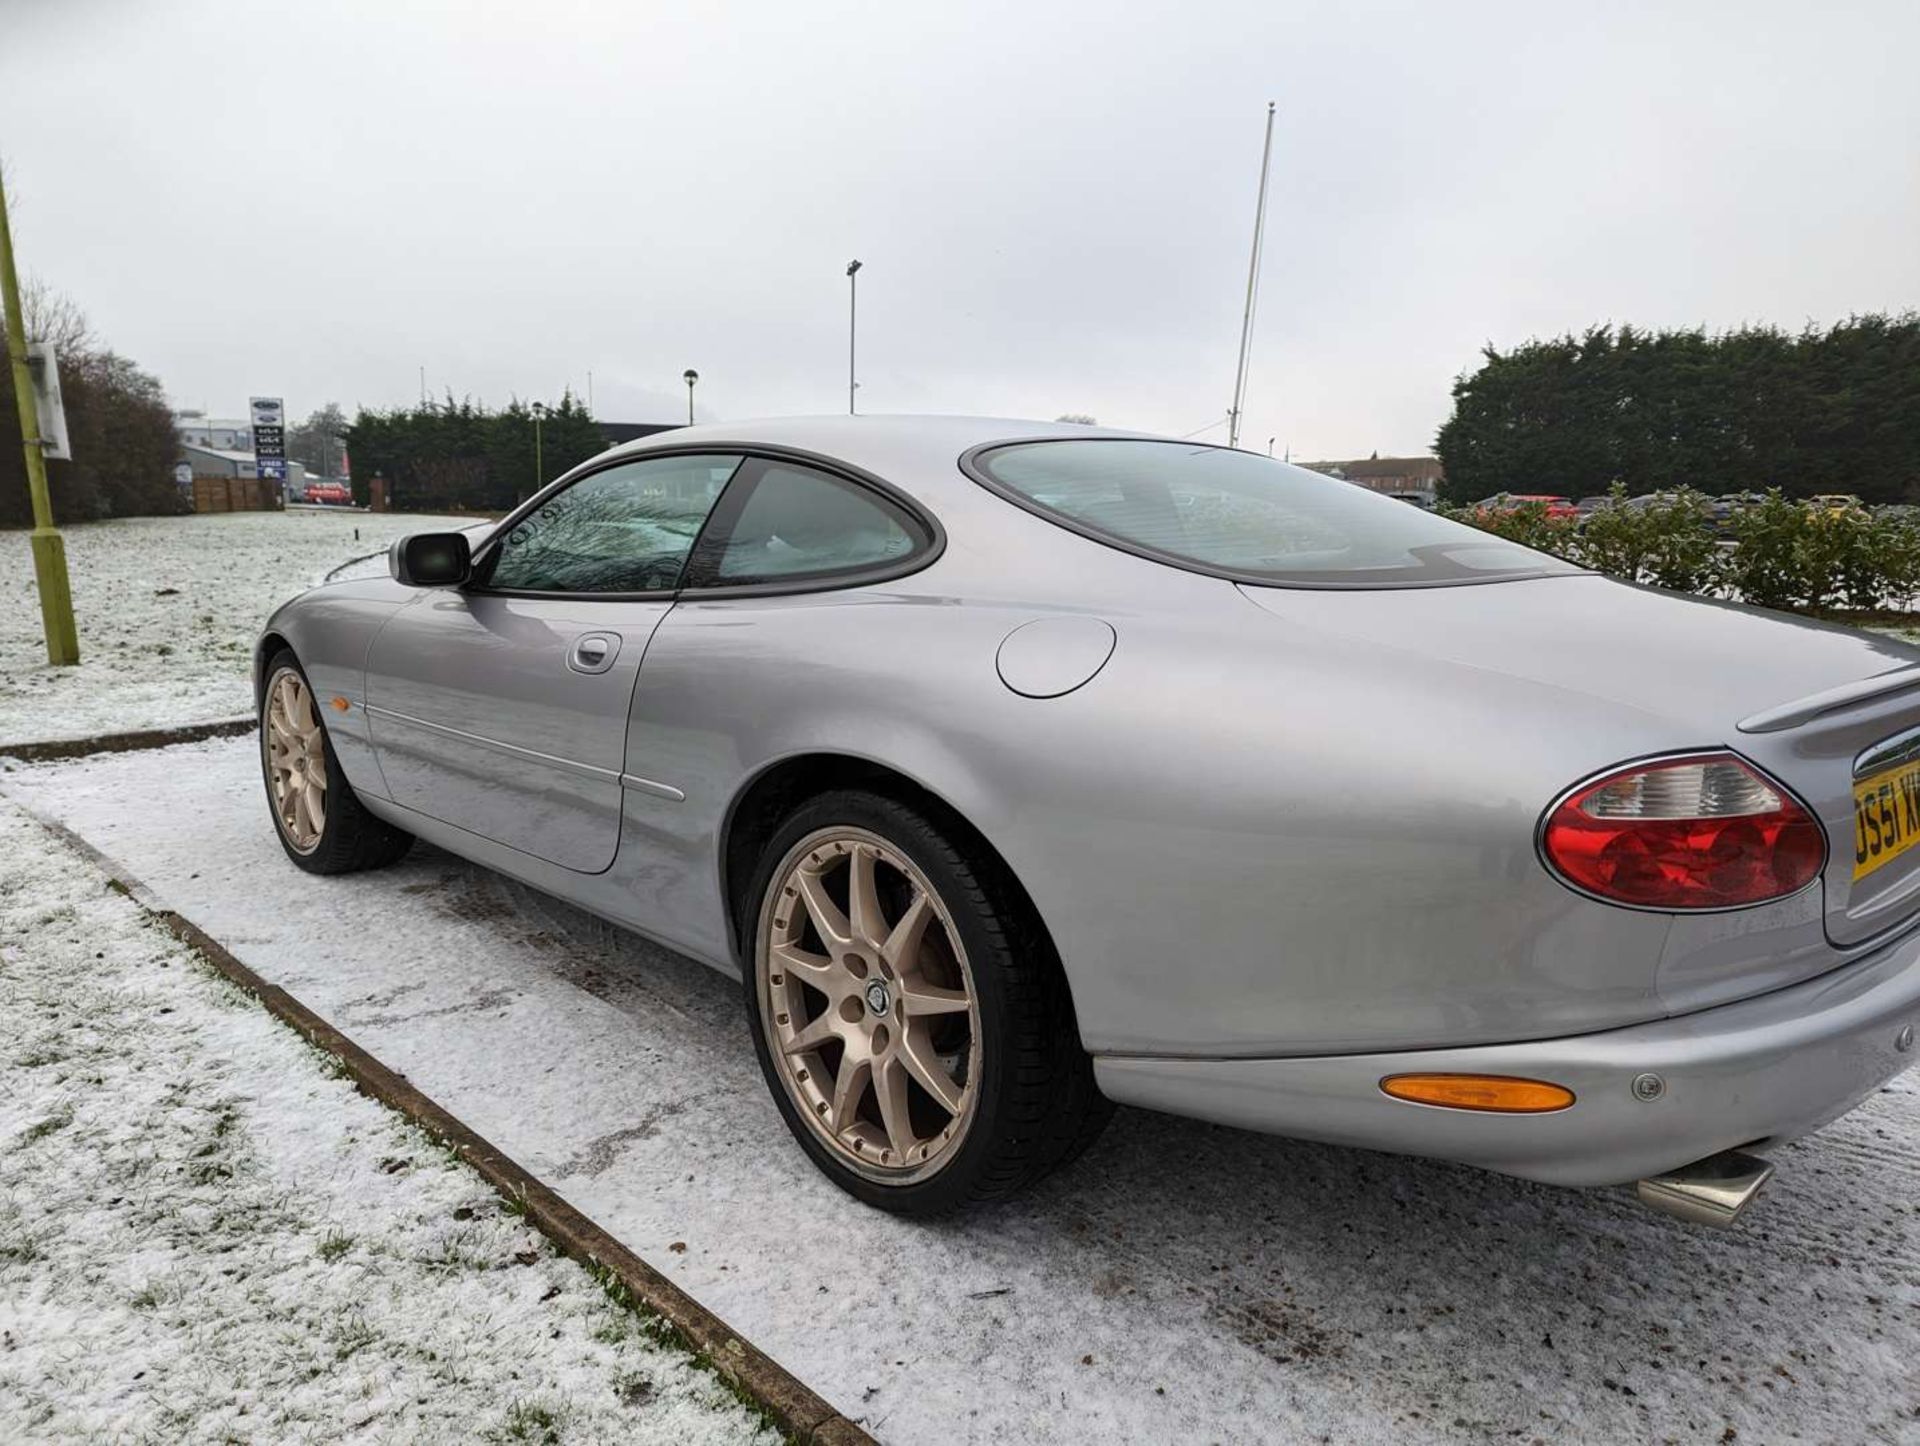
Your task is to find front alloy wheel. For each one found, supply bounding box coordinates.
[258,649,412,875]
[264,666,328,853]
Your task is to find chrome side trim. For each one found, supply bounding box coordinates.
[1737,666,1920,735]
[1855,723,1920,782]
[620,772,686,803]
[366,704,687,801]
[364,704,619,783]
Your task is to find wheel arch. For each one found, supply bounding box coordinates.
[254,630,294,705]
[719,752,1076,1021]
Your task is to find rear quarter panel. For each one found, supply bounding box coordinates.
[621,577,1687,1056]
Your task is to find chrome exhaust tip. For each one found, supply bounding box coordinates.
[1636,1149,1775,1227]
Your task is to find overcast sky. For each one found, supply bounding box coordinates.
[5,0,1916,459]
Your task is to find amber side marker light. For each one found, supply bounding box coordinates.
[1380,1074,1575,1113]
[329,696,351,712]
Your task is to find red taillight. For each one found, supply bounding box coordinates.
[1541,753,1825,909]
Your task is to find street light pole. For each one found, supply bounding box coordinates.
[529,401,545,501]
[846,259,862,415]
[0,165,78,665]
[683,368,698,425]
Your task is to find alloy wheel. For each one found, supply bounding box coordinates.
[758,827,981,1182]
[265,667,328,854]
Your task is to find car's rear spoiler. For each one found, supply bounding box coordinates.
[1737,665,1920,735]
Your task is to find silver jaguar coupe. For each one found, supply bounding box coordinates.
[256,416,1920,1224]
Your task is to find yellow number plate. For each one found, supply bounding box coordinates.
[1852,760,1920,880]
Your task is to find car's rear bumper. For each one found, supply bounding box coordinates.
[1092,924,1920,1187]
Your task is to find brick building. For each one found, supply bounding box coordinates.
[1299,454,1444,506]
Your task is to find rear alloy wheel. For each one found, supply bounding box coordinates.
[745,791,1111,1213]
[259,649,413,875]
[763,827,981,1180]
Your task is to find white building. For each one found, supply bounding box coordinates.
[175,412,255,451]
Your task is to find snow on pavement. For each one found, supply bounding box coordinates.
[0,798,774,1445]
[6,737,1916,1444]
[0,510,478,745]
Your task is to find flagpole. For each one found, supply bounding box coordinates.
[1228,102,1276,451]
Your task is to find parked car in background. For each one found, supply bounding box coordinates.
[1810,493,1867,515]
[1473,492,1578,522]
[304,481,353,506]
[1622,491,1687,512]
[1712,491,1768,536]
[1574,496,1614,519]
[256,416,1920,1226]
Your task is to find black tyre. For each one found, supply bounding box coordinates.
[743,789,1110,1214]
[259,649,413,875]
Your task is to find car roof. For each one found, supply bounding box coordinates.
[600,414,1157,502]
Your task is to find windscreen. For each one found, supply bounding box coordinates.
[972,439,1579,588]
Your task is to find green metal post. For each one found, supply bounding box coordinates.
[0,166,79,665]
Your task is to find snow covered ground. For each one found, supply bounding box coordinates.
[0,796,772,1445]
[6,736,1916,1444]
[6,512,1920,1439]
[0,511,476,746]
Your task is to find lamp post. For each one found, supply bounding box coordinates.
[845,259,862,415]
[683,368,698,425]
[529,401,546,502]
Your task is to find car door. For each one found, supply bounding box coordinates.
[604,455,943,949]
[364,451,742,872]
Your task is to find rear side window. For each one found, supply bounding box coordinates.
[484,453,741,594]
[687,459,930,588]
[969,439,1577,588]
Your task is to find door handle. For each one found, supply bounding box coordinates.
[567,631,622,675]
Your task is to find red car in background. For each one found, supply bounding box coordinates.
[304,481,353,506]
[1472,492,1578,522]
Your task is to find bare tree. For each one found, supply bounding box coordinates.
[21,279,93,355]
[289,402,349,478]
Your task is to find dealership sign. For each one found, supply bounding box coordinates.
[251,395,287,481]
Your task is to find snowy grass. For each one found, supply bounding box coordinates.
[0,511,475,746]
[0,800,774,1445]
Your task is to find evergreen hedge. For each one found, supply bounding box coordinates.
[343,393,604,512]
[1435,314,1920,506]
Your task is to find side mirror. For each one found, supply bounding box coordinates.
[388,531,471,588]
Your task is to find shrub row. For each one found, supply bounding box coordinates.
[1441,487,1920,614]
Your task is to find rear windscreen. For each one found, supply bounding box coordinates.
[970,439,1579,588]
